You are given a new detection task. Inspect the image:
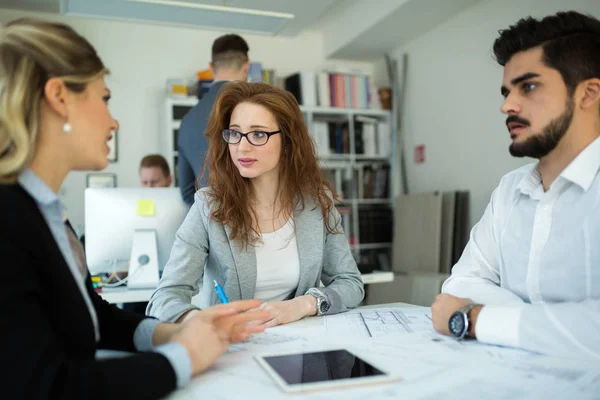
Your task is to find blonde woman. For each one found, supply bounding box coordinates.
[0,18,268,399]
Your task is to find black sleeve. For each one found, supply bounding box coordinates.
[88,278,147,352]
[0,237,177,400]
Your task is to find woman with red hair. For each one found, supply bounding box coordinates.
[148,81,365,327]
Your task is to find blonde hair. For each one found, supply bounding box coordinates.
[0,18,108,183]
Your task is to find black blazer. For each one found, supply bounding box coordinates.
[177,81,227,205]
[0,184,177,399]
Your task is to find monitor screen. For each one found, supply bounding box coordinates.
[84,188,189,275]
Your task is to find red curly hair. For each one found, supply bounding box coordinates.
[202,81,339,245]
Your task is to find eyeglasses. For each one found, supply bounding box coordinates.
[221,129,281,146]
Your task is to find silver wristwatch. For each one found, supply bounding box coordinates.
[306,288,330,316]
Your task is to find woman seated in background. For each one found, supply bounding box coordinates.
[0,18,269,400]
[147,81,365,326]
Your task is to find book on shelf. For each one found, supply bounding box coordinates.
[358,205,393,244]
[354,116,392,157]
[262,68,275,86]
[284,72,317,107]
[285,70,373,109]
[340,168,359,199]
[357,248,391,274]
[322,121,350,155]
[317,72,330,107]
[311,118,390,158]
[312,120,330,156]
[362,164,390,199]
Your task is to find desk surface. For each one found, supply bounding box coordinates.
[163,302,600,400]
[98,271,394,304]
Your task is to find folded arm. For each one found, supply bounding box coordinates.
[474,300,600,360]
[442,188,524,306]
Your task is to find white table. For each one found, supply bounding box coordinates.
[163,302,600,400]
[98,271,394,304]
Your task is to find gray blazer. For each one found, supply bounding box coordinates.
[147,189,365,322]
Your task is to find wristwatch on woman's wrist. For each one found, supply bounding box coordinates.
[305,289,331,316]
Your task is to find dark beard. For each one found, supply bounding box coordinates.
[509,97,574,159]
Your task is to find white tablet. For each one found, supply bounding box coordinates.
[254,349,401,393]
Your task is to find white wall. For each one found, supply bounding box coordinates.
[0,9,375,231]
[377,0,600,228]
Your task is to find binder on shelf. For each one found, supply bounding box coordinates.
[312,120,330,156]
[377,121,392,157]
[284,72,317,106]
[452,191,470,267]
[317,72,331,107]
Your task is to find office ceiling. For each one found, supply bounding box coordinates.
[0,0,341,36]
[0,0,484,59]
[315,0,485,60]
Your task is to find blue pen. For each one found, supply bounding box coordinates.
[214,280,229,304]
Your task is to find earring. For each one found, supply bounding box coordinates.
[63,122,72,134]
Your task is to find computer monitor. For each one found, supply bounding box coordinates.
[85,188,190,288]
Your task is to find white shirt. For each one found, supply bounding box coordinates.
[254,219,300,302]
[443,136,600,360]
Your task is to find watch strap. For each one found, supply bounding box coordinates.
[457,303,479,339]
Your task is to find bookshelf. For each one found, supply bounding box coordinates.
[164,96,394,281]
[302,106,394,275]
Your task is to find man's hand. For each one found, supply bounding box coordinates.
[255,295,318,328]
[431,293,479,336]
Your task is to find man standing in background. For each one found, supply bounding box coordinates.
[178,34,250,204]
[139,154,172,187]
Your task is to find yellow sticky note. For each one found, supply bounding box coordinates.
[137,200,155,216]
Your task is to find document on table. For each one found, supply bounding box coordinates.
[166,305,600,400]
[271,306,434,339]
[328,307,434,338]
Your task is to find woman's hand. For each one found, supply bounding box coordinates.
[170,300,270,376]
[258,295,318,328]
[178,300,270,342]
[171,313,228,375]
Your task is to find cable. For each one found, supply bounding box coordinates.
[98,259,149,288]
[98,262,131,288]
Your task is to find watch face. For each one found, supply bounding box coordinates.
[320,300,330,314]
[449,312,466,337]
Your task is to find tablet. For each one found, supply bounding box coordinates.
[255,349,401,393]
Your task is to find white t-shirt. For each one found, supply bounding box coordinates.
[254,219,300,302]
